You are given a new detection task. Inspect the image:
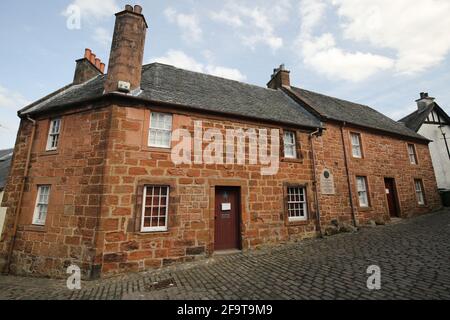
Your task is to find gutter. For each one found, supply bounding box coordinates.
[309,127,323,237]
[3,116,36,274]
[340,123,358,227]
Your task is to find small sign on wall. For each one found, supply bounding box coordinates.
[222,203,231,211]
[320,169,336,195]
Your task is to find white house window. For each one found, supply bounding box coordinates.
[408,144,418,164]
[351,133,362,158]
[141,186,169,232]
[415,180,425,205]
[287,186,308,221]
[32,185,51,226]
[46,119,61,151]
[284,131,297,159]
[356,176,369,207]
[149,112,172,148]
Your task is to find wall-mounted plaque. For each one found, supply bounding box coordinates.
[320,169,335,195]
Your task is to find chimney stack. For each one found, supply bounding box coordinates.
[416,92,435,110]
[104,4,148,94]
[267,64,291,90]
[73,48,105,85]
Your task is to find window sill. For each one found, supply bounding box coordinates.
[282,157,303,164]
[358,207,372,212]
[39,151,59,157]
[287,220,309,226]
[142,146,172,153]
[23,225,46,233]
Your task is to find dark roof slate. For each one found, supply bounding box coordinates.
[20,63,321,129]
[0,148,13,190]
[290,87,427,141]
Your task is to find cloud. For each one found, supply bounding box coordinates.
[297,0,450,81]
[165,7,203,43]
[0,85,30,111]
[209,1,291,51]
[151,50,247,82]
[92,27,111,47]
[62,0,119,21]
[332,0,450,74]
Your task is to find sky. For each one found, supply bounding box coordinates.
[0,0,450,150]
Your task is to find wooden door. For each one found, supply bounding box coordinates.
[214,187,241,251]
[384,178,399,217]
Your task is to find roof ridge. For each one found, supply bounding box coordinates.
[143,62,279,93]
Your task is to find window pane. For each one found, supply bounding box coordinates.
[287,187,308,221]
[141,186,170,231]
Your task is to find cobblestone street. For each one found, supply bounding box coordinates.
[1,209,449,300]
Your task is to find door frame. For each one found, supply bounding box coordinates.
[213,186,242,251]
[384,177,401,218]
[209,179,246,253]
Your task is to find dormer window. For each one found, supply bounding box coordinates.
[46,119,61,151]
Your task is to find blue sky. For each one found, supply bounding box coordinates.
[1,0,450,149]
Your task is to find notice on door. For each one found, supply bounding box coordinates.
[320,169,335,195]
[221,203,231,211]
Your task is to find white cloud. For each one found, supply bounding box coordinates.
[92,27,111,47]
[151,50,247,82]
[0,85,30,111]
[332,0,450,74]
[297,0,450,81]
[62,0,119,21]
[165,7,203,43]
[209,1,291,51]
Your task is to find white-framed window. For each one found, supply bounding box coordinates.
[141,186,170,232]
[414,179,425,205]
[283,131,297,159]
[148,112,172,148]
[287,186,308,221]
[351,133,362,158]
[356,176,369,208]
[408,144,418,164]
[32,185,51,226]
[46,118,61,151]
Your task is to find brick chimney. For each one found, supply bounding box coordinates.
[267,64,291,90]
[104,4,148,94]
[73,48,105,85]
[416,92,435,110]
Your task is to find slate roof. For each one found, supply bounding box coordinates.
[290,87,428,141]
[0,148,13,191]
[20,63,321,129]
[399,103,450,132]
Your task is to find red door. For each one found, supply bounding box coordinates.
[214,187,241,251]
[384,178,399,217]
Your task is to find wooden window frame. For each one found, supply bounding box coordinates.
[407,143,418,165]
[148,112,173,149]
[46,118,62,151]
[283,130,297,159]
[280,129,303,162]
[414,179,426,206]
[350,132,363,159]
[32,185,51,226]
[140,185,170,233]
[284,184,309,222]
[356,176,370,208]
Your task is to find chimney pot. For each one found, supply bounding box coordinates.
[90,53,96,65]
[125,5,133,12]
[84,48,92,60]
[100,63,105,73]
[134,5,143,14]
[95,58,101,69]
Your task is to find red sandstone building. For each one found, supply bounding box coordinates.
[0,5,442,279]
